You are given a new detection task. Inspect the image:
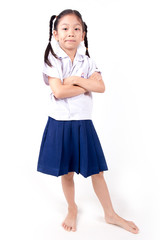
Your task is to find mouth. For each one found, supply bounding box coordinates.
[65,40,76,42]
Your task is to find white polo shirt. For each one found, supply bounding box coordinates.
[43,43,101,120]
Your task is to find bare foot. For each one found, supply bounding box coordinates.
[105,212,139,234]
[61,204,78,232]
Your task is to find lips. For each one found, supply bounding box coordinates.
[66,40,76,42]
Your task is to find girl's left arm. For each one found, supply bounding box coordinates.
[63,72,105,93]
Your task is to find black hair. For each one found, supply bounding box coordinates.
[44,9,90,67]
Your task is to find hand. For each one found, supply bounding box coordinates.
[63,76,77,85]
[89,72,102,81]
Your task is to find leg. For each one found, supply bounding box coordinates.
[91,171,139,234]
[61,172,78,232]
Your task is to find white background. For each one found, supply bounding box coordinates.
[0,0,160,239]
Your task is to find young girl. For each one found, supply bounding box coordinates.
[37,9,139,234]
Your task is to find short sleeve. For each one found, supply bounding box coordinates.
[87,57,102,78]
[43,53,60,85]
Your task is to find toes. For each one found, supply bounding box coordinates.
[133,226,139,233]
[66,226,71,231]
[132,228,139,234]
[68,227,71,231]
[129,226,139,234]
[129,221,139,233]
[62,223,76,232]
[62,223,66,229]
[72,226,76,232]
[65,225,69,231]
[64,225,68,230]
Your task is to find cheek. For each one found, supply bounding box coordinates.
[58,35,65,41]
[60,33,67,39]
[79,34,84,41]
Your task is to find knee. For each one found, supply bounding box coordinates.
[91,171,104,180]
[61,172,74,181]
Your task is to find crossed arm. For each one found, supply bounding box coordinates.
[48,72,105,99]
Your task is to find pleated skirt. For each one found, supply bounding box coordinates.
[37,116,108,178]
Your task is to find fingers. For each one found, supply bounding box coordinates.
[89,72,102,81]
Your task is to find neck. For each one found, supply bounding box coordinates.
[60,46,77,63]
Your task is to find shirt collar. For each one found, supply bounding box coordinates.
[55,42,85,62]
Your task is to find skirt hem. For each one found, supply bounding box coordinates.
[37,165,108,178]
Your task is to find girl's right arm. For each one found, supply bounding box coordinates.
[48,76,87,99]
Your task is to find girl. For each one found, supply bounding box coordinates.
[37,9,139,234]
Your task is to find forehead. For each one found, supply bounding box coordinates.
[58,14,82,27]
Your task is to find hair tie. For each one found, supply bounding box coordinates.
[86,47,88,50]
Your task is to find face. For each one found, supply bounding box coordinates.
[53,14,85,52]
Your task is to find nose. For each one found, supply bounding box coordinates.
[68,28,75,37]
[68,33,75,37]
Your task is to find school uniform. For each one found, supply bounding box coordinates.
[37,43,108,178]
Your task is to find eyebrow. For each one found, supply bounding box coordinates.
[60,23,81,26]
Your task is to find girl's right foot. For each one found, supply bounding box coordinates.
[61,204,78,232]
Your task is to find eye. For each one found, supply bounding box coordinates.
[75,28,80,31]
[62,28,68,30]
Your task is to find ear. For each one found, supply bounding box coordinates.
[53,30,59,41]
[81,31,86,42]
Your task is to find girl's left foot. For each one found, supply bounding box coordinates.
[105,213,139,234]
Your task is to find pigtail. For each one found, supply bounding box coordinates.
[44,15,59,67]
[83,22,90,58]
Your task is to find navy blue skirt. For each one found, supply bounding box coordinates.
[37,117,108,178]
